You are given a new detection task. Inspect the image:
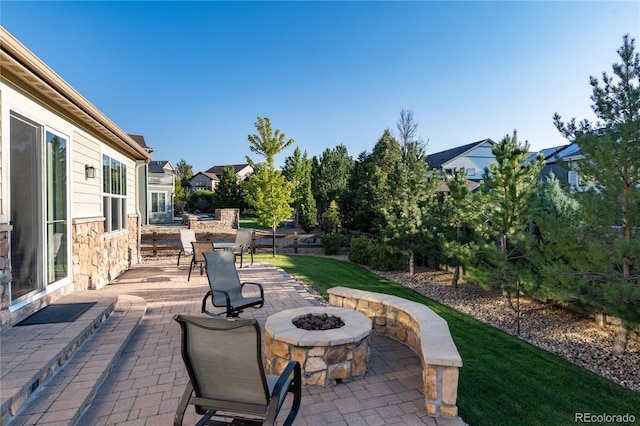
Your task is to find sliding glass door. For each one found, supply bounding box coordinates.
[9,113,69,302]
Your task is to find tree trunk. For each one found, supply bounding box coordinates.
[452,263,460,289]
[501,283,515,311]
[272,225,276,257]
[408,252,414,276]
[612,326,628,356]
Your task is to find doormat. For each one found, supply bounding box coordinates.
[16,302,97,326]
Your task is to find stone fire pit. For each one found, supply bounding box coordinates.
[265,306,371,387]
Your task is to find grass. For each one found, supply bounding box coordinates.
[254,253,640,426]
[239,218,270,230]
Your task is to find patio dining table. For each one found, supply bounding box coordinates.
[212,242,239,250]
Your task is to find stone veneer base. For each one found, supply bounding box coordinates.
[264,306,372,388]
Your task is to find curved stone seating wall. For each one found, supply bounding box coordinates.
[328,286,463,418]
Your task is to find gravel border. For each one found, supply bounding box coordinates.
[372,268,639,393]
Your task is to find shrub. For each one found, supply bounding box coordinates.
[369,242,402,271]
[321,234,346,255]
[348,236,373,265]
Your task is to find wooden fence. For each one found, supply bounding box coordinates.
[140,229,323,257]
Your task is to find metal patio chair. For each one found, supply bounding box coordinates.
[173,315,301,426]
[201,250,264,317]
[233,228,254,268]
[188,241,215,281]
[177,229,196,267]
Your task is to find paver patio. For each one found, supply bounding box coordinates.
[4,260,466,425]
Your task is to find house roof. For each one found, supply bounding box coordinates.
[0,27,152,162]
[205,164,251,175]
[129,134,155,153]
[556,143,582,160]
[148,160,174,174]
[427,139,494,168]
[191,171,219,181]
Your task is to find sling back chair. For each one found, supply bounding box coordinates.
[177,229,197,267]
[233,228,254,268]
[201,251,264,317]
[188,241,215,281]
[173,315,301,426]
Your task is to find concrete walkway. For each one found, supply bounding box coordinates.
[3,260,466,425]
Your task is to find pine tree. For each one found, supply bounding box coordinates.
[283,147,317,232]
[383,140,437,275]
[215,165,243,209]
[554,34,640,354]
[438,168,483,287]
[472,131,544,310]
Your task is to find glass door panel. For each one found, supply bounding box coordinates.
[46,132,67,284]
[10,114,43,300]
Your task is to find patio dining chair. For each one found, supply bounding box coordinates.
[188,241,215,281]
[233,228,254,268]
[173,315,301,426]
[177,229,196,267]
[201,250,264,317]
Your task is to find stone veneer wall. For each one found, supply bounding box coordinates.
[0,216,138,329]
[72,215,138,291]
[187,208,239,232]
[0,225,13,328]
[328,287,463,418]
[265,333,370,387]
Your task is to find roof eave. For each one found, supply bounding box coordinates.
[0,27,151,161]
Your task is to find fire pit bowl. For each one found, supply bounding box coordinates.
[265,306,372,387]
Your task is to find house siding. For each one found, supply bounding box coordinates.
[441,142,495,179]
[0,27,151,328]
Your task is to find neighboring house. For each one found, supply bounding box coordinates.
[535,143,586,191]
[427,139,495,182]
[130,134,154,225]
[189,171,219,192]
[148,160,176,223]
[205,164,253,182]
[189,164,254,193]
[427,139,495,192]
[0,27,152,328]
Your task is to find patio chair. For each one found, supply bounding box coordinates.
[173,315,301,426]
[188,241,215,281]
[201,250,264,317]
[177,229,196,267]
[233,228,254,268]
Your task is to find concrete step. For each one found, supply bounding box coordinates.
[1,291,146,425]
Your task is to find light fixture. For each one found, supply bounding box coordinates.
[85,164,97,179]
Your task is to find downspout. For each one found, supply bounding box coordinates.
[135,160,149,264]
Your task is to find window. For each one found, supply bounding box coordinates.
[103,154,127,232]
[151,192,166,213]
[466,168,476,177]
[568,170,580,189]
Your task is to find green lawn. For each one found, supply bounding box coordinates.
[255,254,640,426]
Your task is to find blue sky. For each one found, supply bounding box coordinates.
[2,1,638,173]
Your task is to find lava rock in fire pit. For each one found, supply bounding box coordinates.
[293,313,345,330]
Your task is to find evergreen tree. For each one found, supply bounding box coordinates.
[382,139,437,274]
[470,131,544,310]
[310,145,353,227]
[283,147,318,232]
[438,168,483,287]
[215,165,244,209]
[347,130,403,234]
[554,34,640,354]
